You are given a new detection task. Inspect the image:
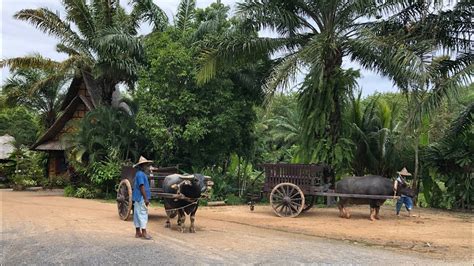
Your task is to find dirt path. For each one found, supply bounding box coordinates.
[1,190,472,264]
[202,203,473,260]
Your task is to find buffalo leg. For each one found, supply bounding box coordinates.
[338,199,350,218]
[178,210,186,233]
[165,216,171,228]
[189,214,196,233]
[370,208,376,221]
[189,205,198,233]
[338,204,345,218]
[344,207,351,219]
[375,207,380,220]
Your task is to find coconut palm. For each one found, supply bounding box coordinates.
[347,93,402,176]
[0,0,168,104]
[196,0,426,165]
[367,1,473,195]
[2,66,66,128]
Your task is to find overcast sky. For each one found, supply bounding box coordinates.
[1,0,397,97]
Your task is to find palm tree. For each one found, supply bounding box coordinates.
[368,1,473,195]
[65,106,139,164]
[196,0,420,165]
[2,67,66,128]
[1,0,168,104]
[267,104,301,148]
[347,93,402,176]
[424,102,473,209]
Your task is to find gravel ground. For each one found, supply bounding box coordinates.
[1,190,472,265]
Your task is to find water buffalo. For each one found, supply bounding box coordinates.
[162,174,211,233]
[335,175,415,221]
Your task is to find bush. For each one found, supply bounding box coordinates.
[11,174,37,190]
[40,175,70,188]
[225,194,243,205]
[8,148,46,189]
[74,186,96,199]
[64,185,76,197]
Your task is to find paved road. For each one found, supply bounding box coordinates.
[0,190,468,265]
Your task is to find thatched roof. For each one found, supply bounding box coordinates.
[60,71,101,111]
[0,135,15,160]
[32,95,91,151]
[32,72,100,151]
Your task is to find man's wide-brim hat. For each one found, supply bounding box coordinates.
[397,167,412,176]
[133,156,153,168]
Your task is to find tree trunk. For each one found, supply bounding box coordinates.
[236,156,241,196]
[413,135,420,205]
[325,49,343,149]
[241,159,249,197]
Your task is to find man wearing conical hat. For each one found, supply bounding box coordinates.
[395,167,414,217]
[132,156,153,240]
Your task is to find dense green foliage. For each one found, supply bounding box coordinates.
[0,106,39,146]
[0,0,472,209]
[135,2,270,170]
[64,106,141,195]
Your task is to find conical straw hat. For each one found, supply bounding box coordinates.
[133,156,153,168]
[397,167,412,176]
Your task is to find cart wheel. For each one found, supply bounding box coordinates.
[117,179,133,220]
[270,183,305,218]
[302,195,315,212]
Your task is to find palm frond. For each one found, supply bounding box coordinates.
[95,26,143,52]
[130,0,169,32]
[197,36,295,85]
[262,52,300,100]
[14,8,88,55]
[446,102,474,138]
[422,53,474,116]
[0,55,59,71]
[176,0,196,32]
[62,0,96,39]
[237,0,316,35]
[56,43,80,56]
[193,3,229,39]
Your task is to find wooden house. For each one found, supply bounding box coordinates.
[31,72,101,177]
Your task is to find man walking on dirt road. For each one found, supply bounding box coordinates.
[395,167,415,217]
[133,156,153,240]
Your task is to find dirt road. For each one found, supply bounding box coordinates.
[1,190,472,264]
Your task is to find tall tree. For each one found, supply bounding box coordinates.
[196,0,422,168]
[0,0,168,104]
[368,0,473,196]
[135,1,270,169]
[347,93,402,177]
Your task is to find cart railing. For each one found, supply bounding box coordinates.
[149,165,180,191]
[261,163,329,194]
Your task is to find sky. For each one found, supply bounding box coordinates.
[1,0,397,97]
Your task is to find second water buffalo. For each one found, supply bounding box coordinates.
[335,175,414,221]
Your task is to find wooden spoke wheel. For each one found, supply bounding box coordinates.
[302,195,315,213]
[270,183,305,218]
[117,179,132,220]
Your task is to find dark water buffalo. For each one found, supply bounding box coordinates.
[335,175,414,221]
[162,174,211,233]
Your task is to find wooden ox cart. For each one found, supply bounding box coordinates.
[252,163,399,218]
[116,165,212,220]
